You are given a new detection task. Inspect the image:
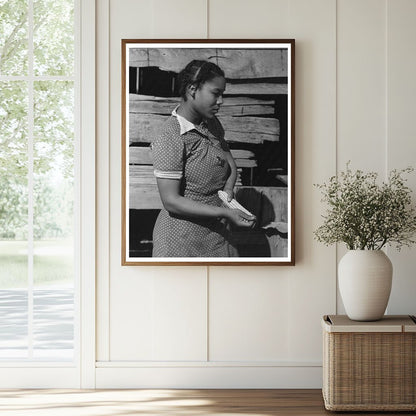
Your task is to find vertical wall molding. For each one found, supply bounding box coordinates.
[335,0,339,314]
[206,0,210,38]
[385,0,389,176]
[96,0,111,363]
[384,0,416,314]
[206,266,210,361]
[80,0,96,388]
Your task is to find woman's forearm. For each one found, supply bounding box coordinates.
[162,192,255,228]
[156,177,255,228]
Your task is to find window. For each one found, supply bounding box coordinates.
[0,0,77,361]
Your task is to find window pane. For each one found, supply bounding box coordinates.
[33,0,74,76]
[0,0,28,76]
[0,289,28,359]
[33,80,74,359]
[33,287,74,360]
[0,81,28,359]
[33,81,74,260]
[0,82,28,175]
[0,81,29,276]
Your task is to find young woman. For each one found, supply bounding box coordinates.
[151,60,255,257]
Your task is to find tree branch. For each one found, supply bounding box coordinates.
[0,9,28,70]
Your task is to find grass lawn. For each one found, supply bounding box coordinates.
[0,240,73,289]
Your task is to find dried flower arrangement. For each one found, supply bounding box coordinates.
[314,164,416,250]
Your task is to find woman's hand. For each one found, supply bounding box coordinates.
[225,208,256,228]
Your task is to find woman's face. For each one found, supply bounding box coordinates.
[192,76,226,120]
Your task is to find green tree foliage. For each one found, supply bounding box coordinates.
[33,0,74,75]
[0,0,28,75]
[34,176,74,239]
[0,81,28,179]
[34,81,74,178]
[0,177,27,239]
[0,0,74,240]
[0,81,28,238]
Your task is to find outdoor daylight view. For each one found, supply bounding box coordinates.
[0,0,76,361]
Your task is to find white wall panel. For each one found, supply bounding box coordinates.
[209,0,290,37]
[106,0,209,363]
[110,272,154,360]
[337,0,387,172]
[207,0,337,366]
[94,0,416,388]
[109,0,207,39]
[209,268,290,361]
[286,0,337,361]
[151,0,207,38]
[336,0,387,314]
[386,0,416,315]
[151,271,208,361]
[110,0,154,38]
[110,268,207,361]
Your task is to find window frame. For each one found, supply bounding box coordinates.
[0,0,96,388]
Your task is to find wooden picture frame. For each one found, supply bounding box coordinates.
[122,39,295,265]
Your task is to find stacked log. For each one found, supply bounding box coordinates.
[128,95,279,145]
[129,147,255,171]
[129,48,288,78]
[129,165,243,187]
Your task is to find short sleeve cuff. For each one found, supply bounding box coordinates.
[154,169,183,180]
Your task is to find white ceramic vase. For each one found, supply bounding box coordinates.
[338,250,393,321]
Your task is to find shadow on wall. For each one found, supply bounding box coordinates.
[233,187,288,257]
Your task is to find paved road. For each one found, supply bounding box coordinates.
[0,288,74,360]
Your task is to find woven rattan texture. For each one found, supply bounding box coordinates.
[323,331,416,411]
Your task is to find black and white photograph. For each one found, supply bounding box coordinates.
[122,40,295,265]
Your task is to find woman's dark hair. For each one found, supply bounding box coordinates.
[178,60,225,100]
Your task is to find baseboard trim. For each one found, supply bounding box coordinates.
[96,360,321,368]
[96,365,323,388]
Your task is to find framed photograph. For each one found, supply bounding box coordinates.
[122,39,295,265]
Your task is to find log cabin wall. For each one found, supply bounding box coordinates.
[128,48,289,257]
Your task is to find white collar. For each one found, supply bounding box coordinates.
[172,106,196,135]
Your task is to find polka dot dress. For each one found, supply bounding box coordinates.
[151,115,238,257]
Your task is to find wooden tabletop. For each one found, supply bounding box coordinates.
[322,314,416,333]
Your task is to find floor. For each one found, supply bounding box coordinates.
[0,389,414,416]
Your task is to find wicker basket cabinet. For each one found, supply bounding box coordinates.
[322,315,416,411]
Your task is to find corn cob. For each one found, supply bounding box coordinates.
[217,191,253,216]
